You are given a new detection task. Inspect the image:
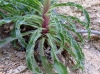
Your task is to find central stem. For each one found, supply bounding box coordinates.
[42,0,51,34]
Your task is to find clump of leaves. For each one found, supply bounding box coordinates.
[0,0,90,74]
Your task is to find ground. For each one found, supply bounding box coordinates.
[0,0,100,74]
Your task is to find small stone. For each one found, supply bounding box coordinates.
[16,52,25,60]
[7,66,27,74]
[0,72,5,74]
[98,68,100,73]
[0,65,4,69]
[5,61,9,65]
[84,44,90,49]
[80,16,85,21]
[15,65,27,73]
[7,69,13,74]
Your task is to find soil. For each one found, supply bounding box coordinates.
[0,0,100,74]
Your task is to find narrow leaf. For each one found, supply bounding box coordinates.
[47,34,68,74]
[0,30,33,48]
[39,38,55,74]
[26,29,42,73]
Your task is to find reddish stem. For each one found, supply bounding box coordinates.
[42,0,50,34]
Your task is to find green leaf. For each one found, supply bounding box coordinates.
[56,14,87,42]
[16,0,42,13]
[50,2,83,11]
[66,16,84,43]
[49,2,90,26]
[0,1,90,74]
[1,6,20,15]
[66,31,84,70]
[0,1,20,15]
[38,38,55,74]
[12,40,20,49]
[50,11,86,43]
[50,30,84,70]
[13,14,43,48]
[0,18,12,26]
[58,33,65,46]
[47,34,68,74]
[23,14,43,27]
[0,11,7,18]
[83,9,91,39]
[83,9,90,25]
[54,59,68,74]
[0,30,33,48]
[26,29,42,73]
[52,35,76,60]
[14,18,27,48]
[0,37,16,48]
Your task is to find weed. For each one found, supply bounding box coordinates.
[0,0,90,74]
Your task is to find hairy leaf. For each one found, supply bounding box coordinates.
[39,38,55,74]
[26,29,42,73]
[47,34,68,74]
[0,30,33,48]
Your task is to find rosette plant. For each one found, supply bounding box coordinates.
[0,0,90,74]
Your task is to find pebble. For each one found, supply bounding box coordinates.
[0,72,5,74]
[16,52,25,60]
[7,65,27,74]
